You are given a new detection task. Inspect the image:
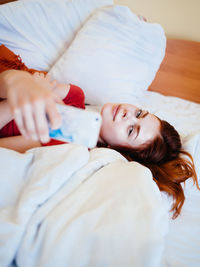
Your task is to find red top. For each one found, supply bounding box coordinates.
[0,44,85,146]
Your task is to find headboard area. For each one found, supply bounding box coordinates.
[149,39,200,104]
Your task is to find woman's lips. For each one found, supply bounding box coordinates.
[113,104,120,121]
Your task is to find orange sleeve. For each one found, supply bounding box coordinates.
[0,44,46,75]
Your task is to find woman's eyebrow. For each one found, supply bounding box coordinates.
[142,111,149,118]
[131,111,148,142]
[131,125,140,141]
[132,111,149,143]
[136,111,149,138]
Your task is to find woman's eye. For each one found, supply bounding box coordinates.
[128,126,134,136]
[136,109,142,118]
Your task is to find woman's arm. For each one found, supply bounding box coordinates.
[0,135,41,153]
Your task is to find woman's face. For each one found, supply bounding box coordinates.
[99,103,161,149]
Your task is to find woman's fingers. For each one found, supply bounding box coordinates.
[13,93,63,143]
[31,95,62,143]
[13,101,48,142]
[13,107,28,138]
[22,103,38,140]
[45,97,62,130]
[13,98,62,143]
[33,100,50,143]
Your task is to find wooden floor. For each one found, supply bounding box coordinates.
[149,39,200,104]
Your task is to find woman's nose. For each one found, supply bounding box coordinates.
[122,109,128,119]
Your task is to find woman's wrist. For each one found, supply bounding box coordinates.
[52,83,70,100]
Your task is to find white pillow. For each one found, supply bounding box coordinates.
[49,5,166,105]
[0,0,113,71]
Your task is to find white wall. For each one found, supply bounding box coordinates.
[114,0,200,42]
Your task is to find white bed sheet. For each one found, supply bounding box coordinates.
[144,93,200,267]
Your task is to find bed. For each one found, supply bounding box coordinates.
[0,1,200,267]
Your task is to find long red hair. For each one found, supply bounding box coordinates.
[106,119,199,219]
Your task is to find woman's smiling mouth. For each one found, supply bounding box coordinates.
[112,104,120,121]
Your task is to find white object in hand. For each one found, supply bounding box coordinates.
[49,104,102,148]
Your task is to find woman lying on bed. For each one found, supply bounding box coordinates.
[0,44,199,219]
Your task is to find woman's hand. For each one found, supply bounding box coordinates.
[1,70,63,143]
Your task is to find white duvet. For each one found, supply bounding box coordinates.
[0,143,168,267]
